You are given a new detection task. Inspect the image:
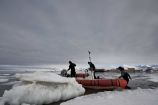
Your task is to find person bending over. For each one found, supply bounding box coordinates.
[67,61,76,77]
[117,66,132,89]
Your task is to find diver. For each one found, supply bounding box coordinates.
[117,66,132,89]
[67,61,76,77]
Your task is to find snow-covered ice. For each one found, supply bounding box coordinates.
[0,72,85,105]
[61,88,158,105]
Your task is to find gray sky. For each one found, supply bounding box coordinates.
[0,0,158,65]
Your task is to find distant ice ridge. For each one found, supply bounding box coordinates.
[0,64,65,71]
[61,88,158,105]
[109,64,158,72]
[136,64,158,71]
[0,72,85,105]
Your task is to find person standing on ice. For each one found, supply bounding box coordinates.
[67,61,76,77]
[117,66,132,89]
[88,62,97,79]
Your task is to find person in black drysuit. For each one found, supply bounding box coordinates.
[88,62,97,79]
[117,66,132,89]
[67,61,76,77]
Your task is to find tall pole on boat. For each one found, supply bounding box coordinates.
[88,50,92,62]
[88,50,94,79]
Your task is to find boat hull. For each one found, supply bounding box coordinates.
[76,79,127,89]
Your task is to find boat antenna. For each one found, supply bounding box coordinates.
[88,50,92,62]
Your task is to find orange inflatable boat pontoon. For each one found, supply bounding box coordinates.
[76,79,127,89]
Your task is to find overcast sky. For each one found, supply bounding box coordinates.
[0,0,158,66]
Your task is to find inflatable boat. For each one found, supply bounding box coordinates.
[76,79,127,89]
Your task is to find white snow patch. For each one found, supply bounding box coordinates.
[1,74,10,76]
[148,74,158,82]
[0,79,9,82]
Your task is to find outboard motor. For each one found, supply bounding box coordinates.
[60,69,68,77]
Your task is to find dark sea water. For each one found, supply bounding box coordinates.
[0,70,26,96]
